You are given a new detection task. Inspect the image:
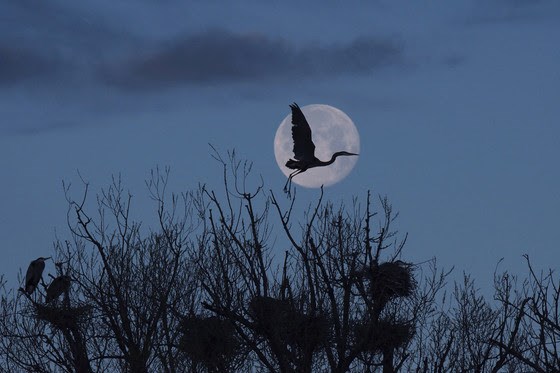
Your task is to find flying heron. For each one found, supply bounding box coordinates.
[284,103,358,193]
[46,275,71,303]
[25,257,50,294]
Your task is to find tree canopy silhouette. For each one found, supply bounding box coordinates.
[1,151,559,372]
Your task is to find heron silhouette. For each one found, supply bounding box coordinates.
[46,275,71,303]
[284,103,358,194]
[24,256,50,294]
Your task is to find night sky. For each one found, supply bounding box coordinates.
[2,1,559,292]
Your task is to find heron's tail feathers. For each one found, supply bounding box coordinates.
[285,159,299,169]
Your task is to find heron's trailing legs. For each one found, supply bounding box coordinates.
[283,170,302,196]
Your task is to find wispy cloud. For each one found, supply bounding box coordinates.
[100,29,403,90]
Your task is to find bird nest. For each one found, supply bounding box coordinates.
[34,303,91,330]
[248,296,294,329]
[179,316,240,367]
[366,261,416,303]
[354,319,414,353]
[248,296,329,350]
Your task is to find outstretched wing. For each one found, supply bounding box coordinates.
[289,103,315,161]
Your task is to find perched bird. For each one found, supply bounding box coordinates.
[284,103,358,193]
[46,275,71,303]
[25,257,50,294]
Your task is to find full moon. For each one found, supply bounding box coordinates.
[274,104,360,188]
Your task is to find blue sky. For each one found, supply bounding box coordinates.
[1,0,559,292]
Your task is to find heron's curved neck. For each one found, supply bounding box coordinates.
[319,152,346,166]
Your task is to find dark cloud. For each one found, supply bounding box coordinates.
[2,1,130,48]
[0,1,136,86]
[467,0,560,24]
[0,46,59,85]
[101,29,403,90]
[3,3,404,91]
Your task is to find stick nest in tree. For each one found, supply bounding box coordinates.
[367,261,416,302]
[34,303,92,329]
[249,296,329,350]
[179,316,240,367]
[354,319,414,353]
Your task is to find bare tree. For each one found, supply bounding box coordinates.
[488,255,560,373]
[0,169,200,373]
[2,153,559,373]
[193,151,446,372]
